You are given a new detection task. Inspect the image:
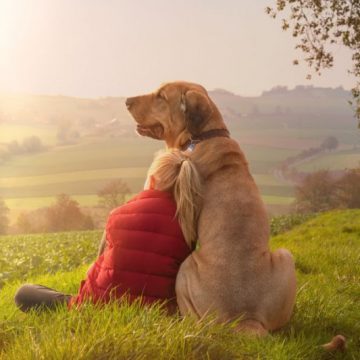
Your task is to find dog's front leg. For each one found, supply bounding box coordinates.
[175,255,202,318]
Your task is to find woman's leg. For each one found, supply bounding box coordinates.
[14,284,72,312]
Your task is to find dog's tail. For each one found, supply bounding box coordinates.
[321,335,346,352]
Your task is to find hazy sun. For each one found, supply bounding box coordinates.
[0,2,14,48]
[0,1,28,50]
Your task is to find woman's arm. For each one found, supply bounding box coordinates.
[97,230,107,256]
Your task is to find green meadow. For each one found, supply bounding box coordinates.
[0,210,358,359]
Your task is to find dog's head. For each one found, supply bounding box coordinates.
[126,81,224,148]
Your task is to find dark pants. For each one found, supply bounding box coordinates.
[14,284,72,312]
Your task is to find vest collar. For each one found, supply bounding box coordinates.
[181,128,230,152]
[136,189,172,200]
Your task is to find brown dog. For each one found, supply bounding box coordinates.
[126,81,296,335]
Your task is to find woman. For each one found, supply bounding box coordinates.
[14,149,202,314]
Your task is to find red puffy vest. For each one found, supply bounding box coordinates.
[69,189,191,312]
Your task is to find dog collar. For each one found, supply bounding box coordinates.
[181,128,230,152]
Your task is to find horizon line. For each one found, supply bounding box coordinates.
[0,84,350,100]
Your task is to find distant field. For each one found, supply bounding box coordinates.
[5,194,294,210]
[1,122,356,224]
[261,195,294,205]
[5,195,100,210]
[0,137,162,177]
[1,170,293,198]
[0,135,295,195]
[0,167,149,188]
[241,144,298,163]
[295,148,360,172]
[0,137,297,178]
[4,193,294,226]
[1,170,285,188]
[0,123,57,145]
[231,128,359,147]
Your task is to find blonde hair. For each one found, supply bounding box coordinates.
[147,149,202,249]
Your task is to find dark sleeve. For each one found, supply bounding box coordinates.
[97,230,107,256]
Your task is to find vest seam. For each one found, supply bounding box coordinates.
[108,228,186,243]
[111,211,177,218]
[91,267,178,280]
[106,247,187,261]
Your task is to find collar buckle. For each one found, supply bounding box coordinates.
[181,128,230,152]
[186,138,201,152]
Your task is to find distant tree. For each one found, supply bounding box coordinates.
[7,140,22,155]
[335,168,360,208]
[270,85,288,94]
[57,121,80,145]
[15,208,49,234]
[294,170,337,212]
[267,0,360,121]
[0,197,10,235]
[0,147,10,164]
[22,136,45,153]
[321,136,339,151]
[15,212,34,234]
[98,179,130,210]
[45,194,94,232]
[82,214,95,230]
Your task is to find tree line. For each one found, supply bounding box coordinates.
[0,179,130,235]
[294,168,360,213]
[0,136,46,165]
[1,167,359,235]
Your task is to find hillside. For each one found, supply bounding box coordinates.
[0,210,359,359]
[1,86,359,226]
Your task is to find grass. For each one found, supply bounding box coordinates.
[0,210,359,358]
[0,231,101,287]
[270,213,316,236]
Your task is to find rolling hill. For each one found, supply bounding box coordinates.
[1,85,359,226]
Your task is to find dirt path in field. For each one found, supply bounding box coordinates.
[271,148,346,184]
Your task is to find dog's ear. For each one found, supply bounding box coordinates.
[181,90,213,135]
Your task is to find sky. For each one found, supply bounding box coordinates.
[0,0,356,98]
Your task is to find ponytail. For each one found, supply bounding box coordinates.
[174,159,202,248]
[147,149,202,248]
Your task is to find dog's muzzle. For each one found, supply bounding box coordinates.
[125,97,136,110]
